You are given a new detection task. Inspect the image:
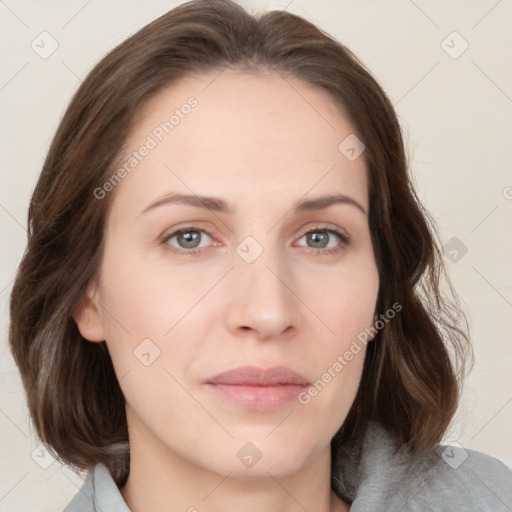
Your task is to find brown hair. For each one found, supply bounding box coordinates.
[9,0,471,489]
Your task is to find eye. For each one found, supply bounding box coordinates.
[161,228,215,256]
[159,224,349,257]
[295,225,349,255]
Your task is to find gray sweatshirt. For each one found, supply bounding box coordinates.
[63,421,512,511]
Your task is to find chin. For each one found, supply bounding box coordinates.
[206,437,315,481]
[221,456,310,481]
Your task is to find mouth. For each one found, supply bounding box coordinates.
[203,365,310,411]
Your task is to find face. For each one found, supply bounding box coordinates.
[74,68,379,480]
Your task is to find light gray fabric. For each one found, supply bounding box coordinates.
[63,463,130,512]
[63,421,512,511]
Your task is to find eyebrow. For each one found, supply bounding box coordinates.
[140,192,367,216]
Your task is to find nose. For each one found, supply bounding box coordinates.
[224,244,301,341]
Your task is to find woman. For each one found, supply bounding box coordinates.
[9,0,512,510]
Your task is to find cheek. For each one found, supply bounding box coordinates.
[95,248,208,393]
[293,264,377,421]
[306,274,376,387]
[295,343,366,452]
[97,246,194,340]
[310,260,379,345]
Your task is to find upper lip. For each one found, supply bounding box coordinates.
[205,365,310,386]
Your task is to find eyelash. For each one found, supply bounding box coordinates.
[159,224,350,257]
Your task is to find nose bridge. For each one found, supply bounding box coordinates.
[227,232,299,339]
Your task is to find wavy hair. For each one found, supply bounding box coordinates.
[9,0,472,488]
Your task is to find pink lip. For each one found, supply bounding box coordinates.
[204,365,310,411]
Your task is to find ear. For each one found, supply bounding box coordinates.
[72,281,105,342]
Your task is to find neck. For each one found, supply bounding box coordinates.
[120,422,350,512]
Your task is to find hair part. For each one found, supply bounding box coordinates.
[9,0,472,490]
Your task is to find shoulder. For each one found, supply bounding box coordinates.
[412,444,512,511]
[63,464,130,512]
[333,421,512,511]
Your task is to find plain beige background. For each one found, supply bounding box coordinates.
[1,0,511,510]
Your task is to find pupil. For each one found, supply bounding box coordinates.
[309,232,327,248]
[179,230,200,248]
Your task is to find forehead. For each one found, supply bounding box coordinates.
[108,68,368,221]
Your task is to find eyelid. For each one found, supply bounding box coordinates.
[294,222,349,240]
[159,220,217,240]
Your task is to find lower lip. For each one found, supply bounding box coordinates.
[204,383,307,411]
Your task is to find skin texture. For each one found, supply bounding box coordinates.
[73,68,379,512]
